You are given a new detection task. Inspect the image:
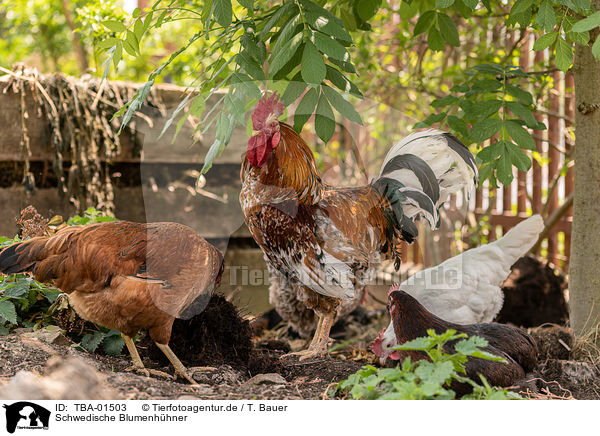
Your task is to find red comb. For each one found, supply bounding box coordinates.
[387,283,400,297]
[252,92,284,130]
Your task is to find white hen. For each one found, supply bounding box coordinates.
[401,214,544,324]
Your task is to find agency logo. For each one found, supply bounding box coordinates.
[3,402,50,434]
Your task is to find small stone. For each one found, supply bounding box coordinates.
[21,327,70,346]
[243,373,287,387]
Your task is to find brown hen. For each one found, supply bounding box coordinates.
[0,221,223,383]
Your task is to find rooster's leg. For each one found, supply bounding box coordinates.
[122,334,173,380]
[155,343,198,385]
[282,311,335,361]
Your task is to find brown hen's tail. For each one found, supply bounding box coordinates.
[0,239,42,275]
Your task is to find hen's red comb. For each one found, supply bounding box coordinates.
[252,92,284,129]
[387,283,400,297]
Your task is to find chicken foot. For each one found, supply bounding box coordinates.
[155,343,198,384]
[282,311,335,361]
[121,334,173,380]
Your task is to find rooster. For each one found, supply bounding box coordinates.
[240,93,477,359]
[401,214,544,324]
[0,221,224,383]
[372,286,538,392]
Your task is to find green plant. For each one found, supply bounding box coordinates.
[66,207,119,226]
[336,329,523,400]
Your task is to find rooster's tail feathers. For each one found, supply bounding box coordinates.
[374,130,477,240]
[493,214,544,258]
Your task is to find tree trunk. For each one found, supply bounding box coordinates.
[60,0,88,72]
[569,21,600,337]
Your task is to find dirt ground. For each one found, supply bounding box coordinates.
[0,259,596,400]
[1,315,599,400]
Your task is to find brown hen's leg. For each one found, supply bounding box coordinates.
[122,334,173,380]
[155,343,198,385]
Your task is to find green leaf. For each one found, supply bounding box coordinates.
[313,32,350,62]
[535,0,555,32]
[259,2,296,39]
[436,0,455,7]
[315,93,336,142]
[505,120,535,150]
[294,87,319,132]
[592,36,600,59]
[462,0,478,9]
[414,10,436,35]
[272,15,301,55]
[469,99,503,120]
[505,140,532,171]
[231,72,261,98]
[81,332,104,353]
[125,30,140,55]
[533,31,558,50]
[565,30,590,45]
[305,11,352,42]
[133,18,145,42]
[505,84,534,105]
[470,118,502,142]
[269,33,303,76]
[213,0,233,27]
[102,331,125,356]
[427,27,445,51]
[477,141,504,162]
[447,115,468,137]
[301,41,326,84]
[237,51,265,80]
[505,101,541,129]
[571,11,600,32]
[437,13,460,47]
[0,300,17,324]
[241,32,265,63]
[322,85,362,124]
[356,0,381,21]
[132,7,141,18]
[496,152,514,185]
[103,20,126,33]
[237,0,254,8]
[510,0,534,14]
[96,37,120,49]
[112,41,123,68]
[282,79,308,105]
[555,36,573,71]
[325,65,363,97]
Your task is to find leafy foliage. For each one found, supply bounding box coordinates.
[336,329,522,400]
[416,64,544,186]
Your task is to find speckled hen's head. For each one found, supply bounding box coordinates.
[370,284,402,365]
[247,92,285,168]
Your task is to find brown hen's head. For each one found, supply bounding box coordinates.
[247,92,285,168]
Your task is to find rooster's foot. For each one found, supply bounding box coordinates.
[281,348,328,361]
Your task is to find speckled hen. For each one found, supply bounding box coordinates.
[240,93,478,359]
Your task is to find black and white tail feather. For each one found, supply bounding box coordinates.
[373,129,478,244]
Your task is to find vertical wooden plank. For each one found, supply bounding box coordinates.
[547,70,561,265]
[531,51,544,256]
[517,33,530,215]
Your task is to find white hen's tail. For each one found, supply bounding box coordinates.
[372,129,478,243]
[491,214,544,261]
